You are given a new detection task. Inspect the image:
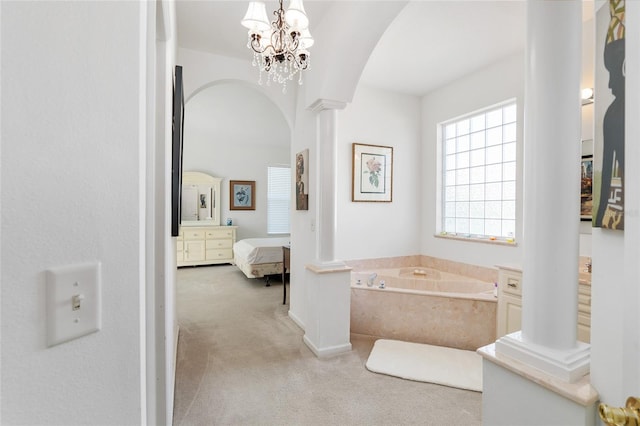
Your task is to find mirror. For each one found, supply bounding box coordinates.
[181,171,221,226]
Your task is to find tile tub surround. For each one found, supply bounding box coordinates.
[350,266,497,351]
[346,255,498,283]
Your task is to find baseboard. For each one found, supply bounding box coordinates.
[173,325,179,377]
[303,334,352,358]
[288,310,305,331]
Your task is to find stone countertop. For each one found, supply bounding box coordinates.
[495,263,592,286]
[477,343,599,407]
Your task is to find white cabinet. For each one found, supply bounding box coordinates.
[496,266,591,343]
[577,280,592,343]
[496,267,523,338]
[177,225,237,267]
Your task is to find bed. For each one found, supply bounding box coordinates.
[233,237,290,285]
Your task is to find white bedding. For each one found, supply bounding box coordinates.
[233,237,290,264]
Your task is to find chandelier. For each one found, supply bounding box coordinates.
[241,0,313,92]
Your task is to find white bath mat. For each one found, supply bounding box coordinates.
[365,339,483,392]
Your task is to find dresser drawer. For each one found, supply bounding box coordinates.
[183,229,206,240]
[206,248,233,261]
[206,239,233,249]
[206,228,234,239]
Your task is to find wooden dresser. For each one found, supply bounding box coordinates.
[177,225,237,267]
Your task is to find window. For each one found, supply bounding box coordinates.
[440,101,517,240]
[267,166,291,234]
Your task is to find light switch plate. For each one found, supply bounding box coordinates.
[46,261,101,347]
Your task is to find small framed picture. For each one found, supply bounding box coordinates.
[296,149,309,210]
[230,180,255,210]
[352,143,393,202]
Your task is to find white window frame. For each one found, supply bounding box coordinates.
[437,99,517,243]
[267,165,291,235]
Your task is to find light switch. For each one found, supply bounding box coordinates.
[46,261,101,347]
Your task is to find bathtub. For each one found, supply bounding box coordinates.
[350,267,497,351]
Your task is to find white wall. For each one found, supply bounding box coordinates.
[420,52,525,269]
[336,85,422,260]
[179,48,297,130]
[590,0,640,407]
[1,2,146,424]
[153,1,178,424]
[182,81,290,240]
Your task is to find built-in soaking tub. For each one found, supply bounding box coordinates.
[350,267,497,351]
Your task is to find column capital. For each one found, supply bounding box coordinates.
[307,98,348,112]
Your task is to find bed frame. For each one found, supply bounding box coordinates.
[233,237,289,286]
[233,257,283,286]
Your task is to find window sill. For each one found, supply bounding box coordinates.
[434,233,518,247]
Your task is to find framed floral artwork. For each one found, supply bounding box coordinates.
[230,180,255,210]
[352,143,393,202]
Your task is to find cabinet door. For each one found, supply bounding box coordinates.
[497,293,522,338]
[184,240,205,262]
[504,295,522,334]
[176,240,184,265]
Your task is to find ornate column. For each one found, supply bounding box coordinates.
[495,0,590,382]
[301,98,352,358]
[309,99,347,267]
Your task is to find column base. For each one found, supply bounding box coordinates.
[303,335,352,358]
[495,331,590,383]
[303,266,352,358]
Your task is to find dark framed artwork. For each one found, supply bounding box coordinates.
[296,149,309,210]
[230,180,255,210]
[581,155,593,221]
[593,0,625,229]
[352,143,393,202]
[170,65,185,236]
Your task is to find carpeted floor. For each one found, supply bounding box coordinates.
[173,264,482,426]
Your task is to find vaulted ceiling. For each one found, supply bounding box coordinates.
[176,1,593,97]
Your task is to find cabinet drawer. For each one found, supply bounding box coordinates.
[184,229,206,240]
[206,229,234,239]
[578,283,591,296]
[578,323,591,343]
[501,271,522,296]
[206,239,233,249]
[578,293,591,307]
[578,311,591,326]
[206,248,233,261]
[578,302,591,316]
